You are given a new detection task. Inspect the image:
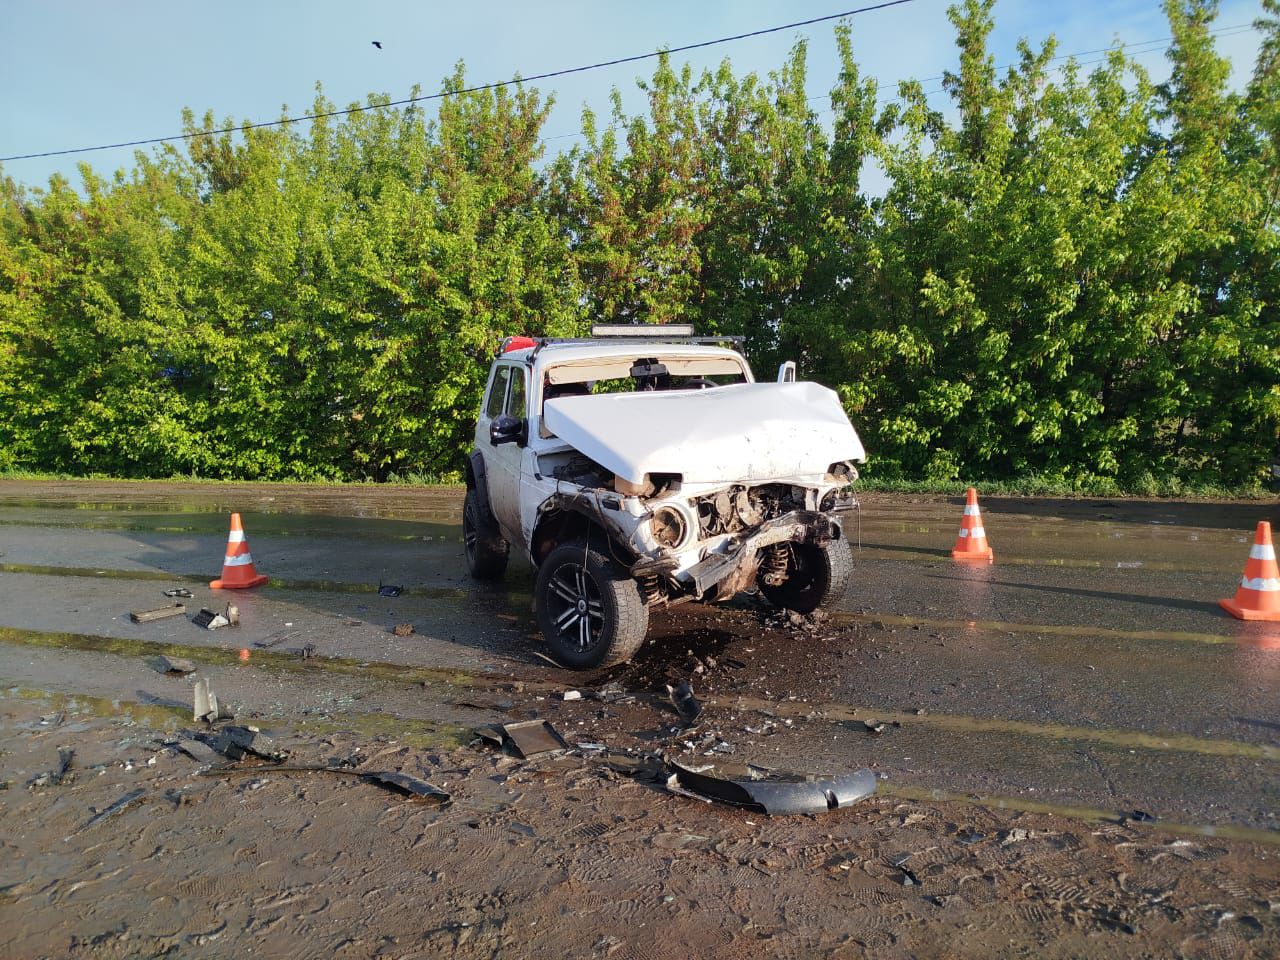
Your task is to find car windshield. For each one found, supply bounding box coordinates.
[542,354,748,405]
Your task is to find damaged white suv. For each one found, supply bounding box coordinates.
[464,325,865,668]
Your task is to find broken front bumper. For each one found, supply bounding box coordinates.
[634,510,841,601]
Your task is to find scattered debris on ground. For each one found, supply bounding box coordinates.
[392,623,414,637]
[476,719,569,759]
[192,678,234,722]
[377,582,403,598]
[27,748,74,789]
[667,679,703,726]
[253,630,299,649]
[156,656,197,675]
[129,603,187,624]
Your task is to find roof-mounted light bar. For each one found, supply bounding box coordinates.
[591,323,695,338]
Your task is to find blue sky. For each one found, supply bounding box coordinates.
[0,0,1268,189]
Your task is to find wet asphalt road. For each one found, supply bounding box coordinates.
[0,480,1276,839]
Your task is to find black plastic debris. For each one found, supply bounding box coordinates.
[77,788,145,833]
[28,748,74,789]
[130,603,187,624]
[667,760,876,815]
[162,587,194,599]
[475,720,569,759]
[191,607,230,630]
[206,726,289,763]
[377,582,404,598]
[667,680,703,726]
[157,656,196,675]
[361,770,449,803]
[1129,809,1158,824]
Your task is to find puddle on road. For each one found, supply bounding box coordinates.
[0,627,480,694]
[4,685,190,730]
[0,562,474,599]
[0,482,466,524]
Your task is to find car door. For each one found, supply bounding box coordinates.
[484,363,527,541]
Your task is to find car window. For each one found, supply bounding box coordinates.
[486,366,511,419]
[505,367,526,418]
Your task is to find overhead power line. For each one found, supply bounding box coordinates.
[0,0,916,163]
[540,20,1258,143]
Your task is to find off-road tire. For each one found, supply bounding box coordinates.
[759,536,853,614]
[463,489,509,580]
[535,540,649,669]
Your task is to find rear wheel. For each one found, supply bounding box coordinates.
[463,489,509,580]
[535,540,648,669]
[759,537,852,614]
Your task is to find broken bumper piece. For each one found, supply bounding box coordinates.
[682,510,841,599]
[669,760,876,815]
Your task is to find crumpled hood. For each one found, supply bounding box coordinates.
[542,382,865,486]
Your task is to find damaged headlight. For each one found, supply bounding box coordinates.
[650,504,692,549]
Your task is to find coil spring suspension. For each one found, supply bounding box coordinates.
[760,543,791,587]
[637,573,663,605]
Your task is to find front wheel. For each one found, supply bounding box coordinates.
[535,540,649,669]
[759,537,853,614]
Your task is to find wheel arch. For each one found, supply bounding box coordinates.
[530,504,621,567]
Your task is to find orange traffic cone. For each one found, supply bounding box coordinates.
[210,513,269,590]
[951,487,994,563]
[1219,521,1280,621]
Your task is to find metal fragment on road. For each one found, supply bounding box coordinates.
[192,678,234,722]
[667,760,876,816]
[667,680,703,726]
[253,630,299,649]
[130,603,187,624]
[162,587,194,598]
[157,656,197,675]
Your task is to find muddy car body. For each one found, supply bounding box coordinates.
[464,328,865,667]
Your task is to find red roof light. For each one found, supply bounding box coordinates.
[499,335,538,354]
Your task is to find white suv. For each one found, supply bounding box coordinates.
[464,325,865,668]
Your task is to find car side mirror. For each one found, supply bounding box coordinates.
[490,414,526,446]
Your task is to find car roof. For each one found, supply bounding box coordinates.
[500,341,747,367]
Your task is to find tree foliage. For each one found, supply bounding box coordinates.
[1,1,1276,486]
